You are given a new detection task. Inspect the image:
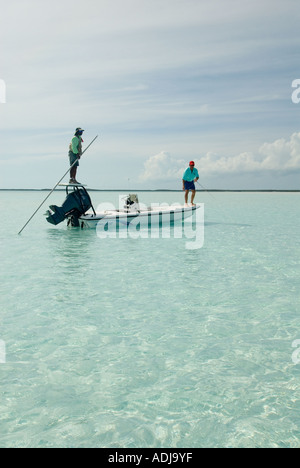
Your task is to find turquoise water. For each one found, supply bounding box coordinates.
[0,190,300,448]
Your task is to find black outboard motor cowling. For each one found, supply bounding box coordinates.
[46,188,92,226]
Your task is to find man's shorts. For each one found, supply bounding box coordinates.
[184,180,195,190]
[69,151,79,167]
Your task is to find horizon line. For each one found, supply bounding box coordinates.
[1,188,300,193]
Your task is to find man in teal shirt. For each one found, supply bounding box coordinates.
[68,127,84,184]
[182,161,199,206]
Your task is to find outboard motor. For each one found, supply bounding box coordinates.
[46,187,92,227]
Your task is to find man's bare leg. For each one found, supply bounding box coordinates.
[191,190,196,205]
[70,166,78,182]
[185,190,189,205]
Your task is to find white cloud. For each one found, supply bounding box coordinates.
[139,151,186,182]
[200,133,300,175]
[140,132,300,182]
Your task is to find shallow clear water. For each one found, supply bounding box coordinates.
[0,190,300,448]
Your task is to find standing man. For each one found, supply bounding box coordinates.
[69,127,84,184]
[182,161,199,206]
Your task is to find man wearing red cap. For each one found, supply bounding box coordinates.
[182,161,199,206]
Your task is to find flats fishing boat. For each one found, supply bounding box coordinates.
[45,183,200,229]
[17,135,200,235]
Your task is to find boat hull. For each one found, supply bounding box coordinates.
[79,204,200,229]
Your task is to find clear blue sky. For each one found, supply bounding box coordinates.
[1,0,300,189]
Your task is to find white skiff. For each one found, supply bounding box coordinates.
[79,203,200,229]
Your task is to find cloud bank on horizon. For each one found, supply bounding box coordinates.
[140,132,300,182]
[0,0,300,189]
